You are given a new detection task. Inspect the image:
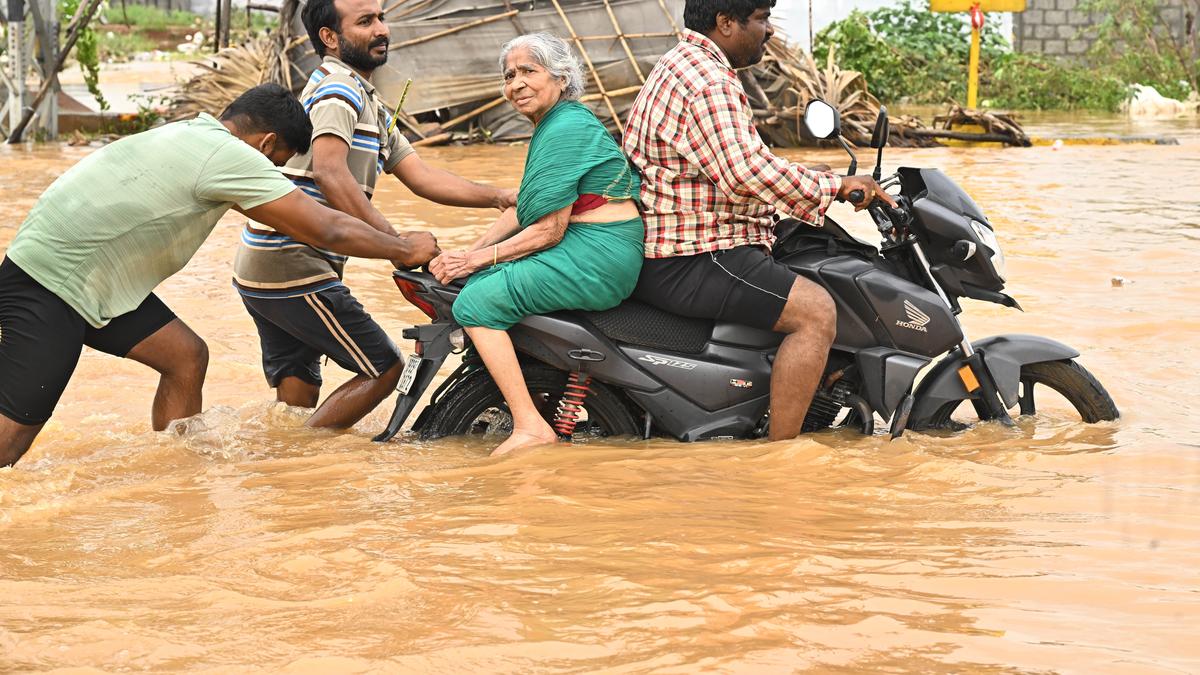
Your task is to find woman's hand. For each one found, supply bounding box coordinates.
[430,249,481,284]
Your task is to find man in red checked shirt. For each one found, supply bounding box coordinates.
[623,0,894,441]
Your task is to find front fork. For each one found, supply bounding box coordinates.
[372,322,459,442]
[910,240,1015,426]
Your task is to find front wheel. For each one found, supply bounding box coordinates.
[420,363,642,440]
[924,359,1119,429]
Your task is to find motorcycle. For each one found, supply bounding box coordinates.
[371,100,1118,444]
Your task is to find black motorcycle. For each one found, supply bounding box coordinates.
[372,100,1118,444]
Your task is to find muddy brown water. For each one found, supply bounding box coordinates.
[1,117,1198,672]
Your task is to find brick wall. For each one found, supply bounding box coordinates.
[1014,0,1189,57]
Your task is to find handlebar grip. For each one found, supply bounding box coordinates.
[847,189,866,205]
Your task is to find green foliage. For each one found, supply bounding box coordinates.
[60,0,109,112]
[813,1,1007,103]
[231,9,277,32]
[1081,0,1198,99]
[96,31,158,60]
[105,94,168,135]
[813,0,1194,111]
[104,4,203,28]
[984,52,1131,111]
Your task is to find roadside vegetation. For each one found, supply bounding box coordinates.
[40,2,277,131]
[814,0,1198,111]
[94,4,276,63]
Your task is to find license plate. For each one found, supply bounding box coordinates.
[396,354,422,395]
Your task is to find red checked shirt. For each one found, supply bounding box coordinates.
[623,30,841,258]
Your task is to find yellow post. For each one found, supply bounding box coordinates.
[932,0,1026,110]
[968,22,980,108]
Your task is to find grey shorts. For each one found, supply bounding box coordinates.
[239,284,401,388]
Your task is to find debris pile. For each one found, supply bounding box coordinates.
[167,0,1026,149]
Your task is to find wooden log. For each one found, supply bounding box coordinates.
[576,31,677,40]
[601,0,645,83]
[903,128,1022,145]
[437,96,507,132]
[547,0,621,128]
[389,10,517,50]
[579,84,641,101]
[654,0,682,38]
[412,131,452,147]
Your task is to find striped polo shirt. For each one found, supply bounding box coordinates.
[232,55,415,297]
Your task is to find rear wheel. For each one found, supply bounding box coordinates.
[925,359,1119,428]
[421,363,642,440]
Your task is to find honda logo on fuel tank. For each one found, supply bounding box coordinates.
[896,299,931,332]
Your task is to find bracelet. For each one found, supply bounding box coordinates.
[493,243,498,267]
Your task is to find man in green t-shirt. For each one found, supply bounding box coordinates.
[0,84,438,467]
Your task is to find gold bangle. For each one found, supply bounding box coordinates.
[493,243,498,267]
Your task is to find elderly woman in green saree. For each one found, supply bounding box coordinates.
[429,33,643,456]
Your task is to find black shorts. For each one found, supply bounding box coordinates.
[632,244,796,330]
[240,285,401,388]
[0,257,176,425]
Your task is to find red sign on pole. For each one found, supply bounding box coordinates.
[970,3,985,28]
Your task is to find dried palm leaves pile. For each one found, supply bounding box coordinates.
[170,35,290,120]
[747,39,936,148]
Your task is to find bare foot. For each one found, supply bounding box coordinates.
[491,425,558,456]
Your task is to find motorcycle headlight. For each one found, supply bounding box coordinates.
[970,219,1006,282]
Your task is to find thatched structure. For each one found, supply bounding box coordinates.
[169,0,960,148]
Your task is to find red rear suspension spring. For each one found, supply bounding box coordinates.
[553,372,592,436]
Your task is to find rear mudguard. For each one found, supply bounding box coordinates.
[908,334,1080,428]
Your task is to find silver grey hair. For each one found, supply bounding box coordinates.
[498,33,586,101]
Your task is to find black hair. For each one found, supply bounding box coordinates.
[302,0,340,58]
[683,0,775,33]
[219,83,312,154]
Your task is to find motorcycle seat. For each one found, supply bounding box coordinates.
[581,300,713,355]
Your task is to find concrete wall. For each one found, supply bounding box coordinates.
[1013,0,1190,57]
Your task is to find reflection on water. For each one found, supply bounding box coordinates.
[1,123,1198,672]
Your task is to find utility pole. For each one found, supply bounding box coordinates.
[215,0,232,51]
[5,0,29,134]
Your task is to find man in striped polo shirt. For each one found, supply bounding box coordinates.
[233,0,516,429]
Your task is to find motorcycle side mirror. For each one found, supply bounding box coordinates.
[804,99,858,176]
[870,105,889,181]
[869,106,889,149]
[803,100,841,139]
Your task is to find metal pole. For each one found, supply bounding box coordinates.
[7,0,101,142]
[6,0,27,133]
[808,0,814,53]
[219,0,232,49]
[27,0,58,139]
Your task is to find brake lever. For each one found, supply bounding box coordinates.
[868,194,911,233]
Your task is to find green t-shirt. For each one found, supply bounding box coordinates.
[6,113,296,327]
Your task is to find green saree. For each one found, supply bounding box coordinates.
[453,101,644,330]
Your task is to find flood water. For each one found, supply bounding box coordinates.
[1,116,1198,672]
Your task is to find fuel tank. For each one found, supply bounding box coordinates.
[779,252,964,357]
